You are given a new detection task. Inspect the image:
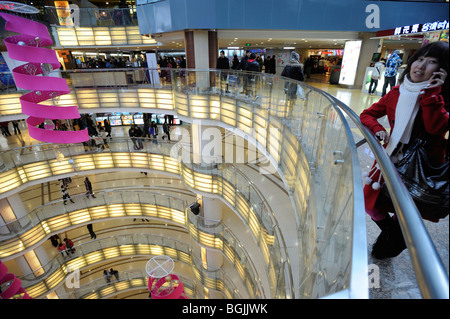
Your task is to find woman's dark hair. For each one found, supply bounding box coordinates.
[399,41,449,102]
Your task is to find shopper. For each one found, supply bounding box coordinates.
[281,51,305,106]
[61,185,75,205]
[236,50,251,71]
[269,55,276,74]
[128,125,139,150]
[84,177,96,199]
[217,50,230,93]
[104,119,111,137]
[103,269,111,283]
[87,223,97,239]
[368,59,385,95]
[304,57,313,78]
[49,234,60,248]
[162,121,171,141]
[243,53,261,98]
[231,54,239,70]
[0,122,11,137]
[382,50,403,96]
[134,125,144,149]
[63,238,76,254]
[360,41,449,259]
[12,120,21,135]
[57,243,70,257]
[149,121,159,143]
[110,268,120,281]
[263,56,271,73]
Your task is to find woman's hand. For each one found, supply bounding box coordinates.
[375,130,389,144]
[426,68,447,89]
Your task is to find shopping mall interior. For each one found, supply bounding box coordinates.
[0,0,448,302]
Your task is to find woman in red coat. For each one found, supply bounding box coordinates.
[360,41,449,259]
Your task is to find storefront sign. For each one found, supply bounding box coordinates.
[394,20,449,36]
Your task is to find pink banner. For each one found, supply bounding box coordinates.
[0,12,89,144]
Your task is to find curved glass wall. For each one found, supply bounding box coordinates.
[16,231,261,299]
[0,68,367,298]
[0,140,290,299]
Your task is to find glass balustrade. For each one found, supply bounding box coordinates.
[16,230,262,299]
[0,68,367,298]
[66,270,201,300]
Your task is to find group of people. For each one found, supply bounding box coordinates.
[218,50,276,74]
[129,120,172,149]
[54,236,76,258]
[368,49,404,96]
[103,268,120,283]
[1,120,21,137]
[59,176,96,204]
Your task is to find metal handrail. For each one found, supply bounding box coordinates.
[323,91,449,299]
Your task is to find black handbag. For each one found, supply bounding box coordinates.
[383,135,449,220]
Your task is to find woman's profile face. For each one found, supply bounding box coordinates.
[409,56,440,82]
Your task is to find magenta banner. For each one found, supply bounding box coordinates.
[0,12,89,143]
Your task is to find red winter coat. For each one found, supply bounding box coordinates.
[360,85,448,213]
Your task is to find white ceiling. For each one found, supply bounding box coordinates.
[149,29,424,52]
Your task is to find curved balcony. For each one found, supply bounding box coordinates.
[73,271,200,300]
[0,67,366,298]
[16,228,262,299]
[0,139,289,295]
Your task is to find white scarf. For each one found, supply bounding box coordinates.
[385,76,428,157]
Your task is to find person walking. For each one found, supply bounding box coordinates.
[242,53,261,98]
[149,121,159,144]
[236,50,251,71]
[12,120,21,135]
[110,268,120,281]
[134,125,144,149]
[360,41,448,259]
[103,269,112,283]
[61,185,75,205]
[217,50,230,93]
[104,119,111,137]
[281,51,305,109]
[231,54,239,70]
[84,177,96,198]
[87,223,97,239]
[162,121,171,141]
[382,50,403,96]
[128,125,139,150]
[368,59,385,95]
[269,55,276,74]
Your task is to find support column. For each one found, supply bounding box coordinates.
[0,194,29,234]
[200,197,223,269]
[352,32,382,89]
[14,247,49,278]
[184,29,218,89]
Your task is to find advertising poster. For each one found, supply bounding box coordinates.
[0,54,14,87]
[339,40,362,85]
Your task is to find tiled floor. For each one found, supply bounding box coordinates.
[0,73,448,299]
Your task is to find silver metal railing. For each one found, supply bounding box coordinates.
[322,91,449,299]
